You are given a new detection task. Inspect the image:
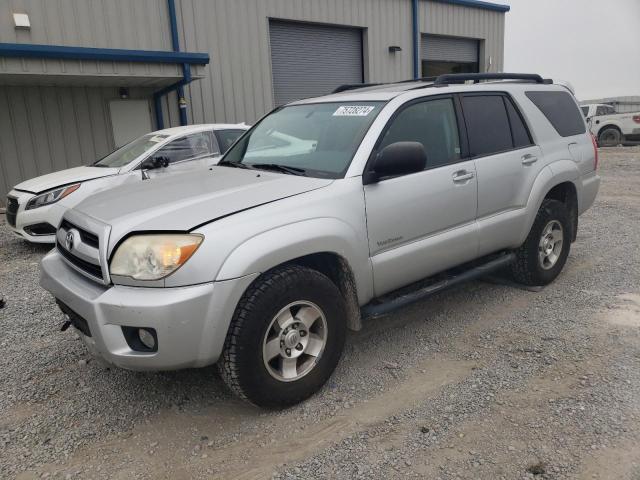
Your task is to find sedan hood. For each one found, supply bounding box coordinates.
[74,167,333,242]
[13,166,119,194]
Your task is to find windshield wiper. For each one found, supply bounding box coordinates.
[250,163,308,176]
[217,160,251,169]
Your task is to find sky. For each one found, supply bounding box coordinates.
[503,0,640,100]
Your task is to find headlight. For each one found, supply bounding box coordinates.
[110,234,203,281]
[26,184,81,210]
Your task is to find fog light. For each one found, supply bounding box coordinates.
[138,328,156,350]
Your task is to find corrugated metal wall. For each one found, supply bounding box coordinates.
[0,0,185,80]
[0,85,153,197]
[0,0,506,200]
[176,0,415,125]
[176,0,505,125]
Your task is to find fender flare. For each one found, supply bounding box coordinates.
[215,217,374,305]
[519,161,579,243]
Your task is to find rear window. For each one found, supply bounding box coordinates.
[525,91,586,137]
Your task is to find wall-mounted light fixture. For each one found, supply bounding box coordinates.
[119,87,129,99]
[388,46,402,53]
[13,13,31,29]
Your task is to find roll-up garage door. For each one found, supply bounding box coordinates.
[421,35,479,62]
[420,34,479,77]
[269,20,363,106]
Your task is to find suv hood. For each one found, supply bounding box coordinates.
[74,167,333,241]
[14,166,119,194]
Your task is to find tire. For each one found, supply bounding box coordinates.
[511,199,571,286]
[598,127,622,147]
[218,264,347,408]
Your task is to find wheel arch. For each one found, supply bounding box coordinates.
[216,218,373,330]
[544,181,579,242]
[522,165,580,244]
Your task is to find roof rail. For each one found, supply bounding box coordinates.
[433,73,553,86]
[332,83,383,93]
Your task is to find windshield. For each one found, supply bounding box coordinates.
[221,102,384,178]
[93,134,169,168]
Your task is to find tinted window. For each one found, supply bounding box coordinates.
[462,95,512,156]
[216,129,246,154]
[505,98,533,148]
[379,98,461,169]
[581,106,589,117]
[155,132,215,164]
[525,91,586,137]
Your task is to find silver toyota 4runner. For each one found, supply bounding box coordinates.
[40,73,600,408]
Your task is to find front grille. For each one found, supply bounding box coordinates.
[57,241,104,280]
[6,197,18,227]
[60,219,99,248]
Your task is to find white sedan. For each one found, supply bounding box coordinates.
[6,123,248,243]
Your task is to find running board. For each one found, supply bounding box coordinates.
[361,253,516,320]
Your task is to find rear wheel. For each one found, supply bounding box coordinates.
[218,265,347,408]
[598,127,622,147]
[511,199,571,286]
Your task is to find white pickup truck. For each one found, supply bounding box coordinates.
[581,103,640,147]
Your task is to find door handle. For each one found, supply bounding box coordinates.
[452,170,474,182]
[521,154,538,165]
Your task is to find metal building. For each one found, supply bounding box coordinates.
[581,96,640,114]
[0,0,508,200]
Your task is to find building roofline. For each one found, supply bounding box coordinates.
[0,43,210,65]
[430,0,510,13]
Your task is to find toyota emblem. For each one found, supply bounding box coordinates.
[65,231,74,250]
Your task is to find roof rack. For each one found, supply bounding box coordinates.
[332,83,383,93]
[433,73,553,86]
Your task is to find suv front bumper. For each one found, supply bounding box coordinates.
[40,249,257,371]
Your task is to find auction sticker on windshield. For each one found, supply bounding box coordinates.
[333,106,375,116]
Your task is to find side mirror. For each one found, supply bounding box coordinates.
[141,156,169,170]
[363,141,427,185]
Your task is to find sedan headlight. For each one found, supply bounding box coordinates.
[110,234,203,281]
[26,184,81,210]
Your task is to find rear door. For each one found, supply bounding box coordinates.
[364,96,479,296]
[461,93,543,256]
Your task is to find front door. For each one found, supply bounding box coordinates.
[145,131,221,178]
[364,96,478,296]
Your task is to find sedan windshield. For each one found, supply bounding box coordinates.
[93,134,169,168]
[221,102,384,178]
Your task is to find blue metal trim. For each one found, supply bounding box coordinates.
[0,42,209,64]
[431,0,510,13]
[412,0,419,79]
[167,0,189,126]
[167,0,181,52]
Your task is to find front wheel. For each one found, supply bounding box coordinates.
[511,199,571,286]
[218,265,347,408]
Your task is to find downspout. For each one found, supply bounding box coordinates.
[167,0,189,126]
[412,0,420,79]
[154,0,191,129]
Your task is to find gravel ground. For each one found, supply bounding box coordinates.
[1,147,639,480]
